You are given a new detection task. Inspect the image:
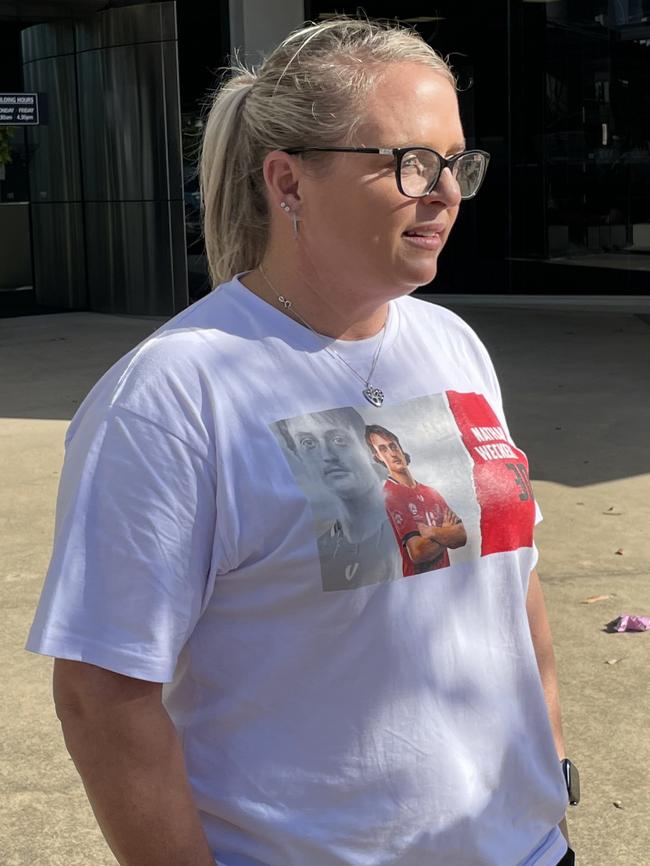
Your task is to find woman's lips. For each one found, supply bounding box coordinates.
[402,232,443,251]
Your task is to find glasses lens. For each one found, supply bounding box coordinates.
[452,152,488,199]
[399,149,441,197]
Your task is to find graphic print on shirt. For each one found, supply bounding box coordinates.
[270,392,536,592]
[445,391,537,555]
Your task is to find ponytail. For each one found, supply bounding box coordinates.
[199,70,268,288]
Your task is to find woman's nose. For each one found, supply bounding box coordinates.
[422,167,462,208]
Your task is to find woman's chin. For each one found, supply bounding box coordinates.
[397,259,439,290]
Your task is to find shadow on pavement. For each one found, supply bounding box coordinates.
[454,307,650,488]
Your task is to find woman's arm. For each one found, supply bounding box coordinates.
[526,569,570,844]
[53,659,216,866]
[526,568,566,759]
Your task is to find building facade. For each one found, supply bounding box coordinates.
[1,0,648,316]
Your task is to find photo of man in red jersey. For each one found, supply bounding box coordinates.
[365,424,467,576]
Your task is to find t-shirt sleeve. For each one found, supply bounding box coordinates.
[26,404,218,683]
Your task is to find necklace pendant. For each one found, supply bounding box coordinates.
[363,385,384,408]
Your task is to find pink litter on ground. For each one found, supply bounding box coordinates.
[614,615,650,632]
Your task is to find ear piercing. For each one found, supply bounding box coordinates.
[280,200,299,236]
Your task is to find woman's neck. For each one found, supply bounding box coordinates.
[240,259,389,342]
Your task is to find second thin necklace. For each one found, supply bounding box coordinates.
[258,266,386,407]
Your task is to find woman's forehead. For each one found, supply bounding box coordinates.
[359,63,463,148]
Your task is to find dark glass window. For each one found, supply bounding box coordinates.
[511,0,650,293]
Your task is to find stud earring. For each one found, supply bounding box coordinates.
[280,201,291,212]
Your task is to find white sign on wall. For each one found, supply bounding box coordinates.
[0,93,40,125]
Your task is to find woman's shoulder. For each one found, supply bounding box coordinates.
[101,279,251,390]
[395,294,503,411]
[65,282,246,451]
[395,293,501,389]
[395,293,488,349]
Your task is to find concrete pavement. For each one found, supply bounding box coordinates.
[2,304,649,865]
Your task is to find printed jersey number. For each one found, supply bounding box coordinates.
[505,462,534,501]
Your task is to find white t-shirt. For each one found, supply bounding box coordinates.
[27,277,569,866]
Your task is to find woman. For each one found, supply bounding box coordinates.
[27,17,576,866]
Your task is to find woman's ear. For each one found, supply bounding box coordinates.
[263,150,302,212]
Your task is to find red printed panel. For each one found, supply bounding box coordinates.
[446,391,536,556]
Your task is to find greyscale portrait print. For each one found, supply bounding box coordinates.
[271,394,481,592]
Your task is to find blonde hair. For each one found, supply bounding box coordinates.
[199,17,456,288]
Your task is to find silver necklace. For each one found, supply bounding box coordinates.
[258,266,386,407]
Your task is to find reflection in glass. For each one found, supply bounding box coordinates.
[513,0,650,273]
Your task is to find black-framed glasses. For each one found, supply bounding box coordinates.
[283,146,490,200]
